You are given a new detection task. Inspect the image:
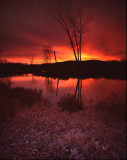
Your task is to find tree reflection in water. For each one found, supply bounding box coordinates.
[56,78,59,96]
[75,79,82,102]
[57,78,83,112]
[56,78,82,101]
[45,77,55,94]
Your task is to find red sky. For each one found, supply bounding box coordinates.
[0,0,126,64]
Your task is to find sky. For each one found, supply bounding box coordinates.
[0,0,126,64]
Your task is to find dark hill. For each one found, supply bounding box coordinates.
[0,60,126,79]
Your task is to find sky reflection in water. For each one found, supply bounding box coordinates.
[7,74,126,107]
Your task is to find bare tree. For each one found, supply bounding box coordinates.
[53,51,57,63]
[0,54,7,64]
[0,44,8,63]
[0,44,4,63]
[28,55,34,65]
[0,57,4,63]
[43,0,91,61]
[42,44,53,63]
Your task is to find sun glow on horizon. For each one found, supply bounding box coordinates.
[4,54,121,64]
[3,46,121,64]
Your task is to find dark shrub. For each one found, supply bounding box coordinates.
[57,94,83,112]
[0,81,46,123]
[94,92,126,121]
[11,87,43,107]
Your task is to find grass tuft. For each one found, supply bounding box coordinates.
[57,94,83,112]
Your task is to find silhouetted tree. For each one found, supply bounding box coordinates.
[28,55,34,65]
[43,0,91,61]
[42,44,57,63]
[0,44,7,63]
[0,57,7,63]
[42,44,52,63]
[53,51,57,63]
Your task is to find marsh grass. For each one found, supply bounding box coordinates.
[94,92,126,123]
[0,105,126,160]
[0,82,126,159]
[57,94,83,112]
[0,81,49,131]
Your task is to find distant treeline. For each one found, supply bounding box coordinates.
[0,60,126,79]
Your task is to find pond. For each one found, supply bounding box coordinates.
[2,74,126,108]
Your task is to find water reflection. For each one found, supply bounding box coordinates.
[2,74,126,108]
[75,79,82,101]
[56,78,59,96]
[31,74,36,85]
[0,75,126,160]
[56,78,83,102]
[56,78,83,112]
[45,77,55,94]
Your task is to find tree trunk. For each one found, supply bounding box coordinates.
[67,30,78,61]
[54,51,57,63]
[80,17,82,61]
[80,32,81,61]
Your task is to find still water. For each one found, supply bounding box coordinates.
[5,74,126,107]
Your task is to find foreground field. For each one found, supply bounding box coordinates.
[0,81,126,159]
[0,104,126,160]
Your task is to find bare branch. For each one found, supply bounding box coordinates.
[42,0,91,61]
[42,44,53,63]
[28,55,34,65]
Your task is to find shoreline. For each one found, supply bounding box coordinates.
[0,60,126,79]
